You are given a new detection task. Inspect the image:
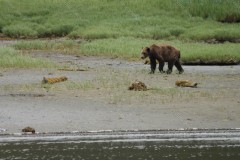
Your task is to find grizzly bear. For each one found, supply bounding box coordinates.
[141,44,184,74]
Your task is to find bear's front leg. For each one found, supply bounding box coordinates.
[166,62,173,74]
[149,57,156,74]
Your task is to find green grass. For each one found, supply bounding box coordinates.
[80,37,240,62]
[0,0,239,41]
[0,46,53,68]
[13,39,78,50]
[178,0,240,22]
[1,0,240,64]
[13,40,55,50]
[176,41,240,62]
[11,37,240,63]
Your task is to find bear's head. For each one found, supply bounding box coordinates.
[141,47,150,59]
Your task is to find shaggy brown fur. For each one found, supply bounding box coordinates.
[141,44,184,74]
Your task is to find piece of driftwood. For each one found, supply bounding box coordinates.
[175,80,198,88]
[58,68,88,71]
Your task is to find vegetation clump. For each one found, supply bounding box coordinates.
[0,47,53,68]
[42,76,68,84]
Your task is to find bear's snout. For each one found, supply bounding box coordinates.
[141,54,146,59]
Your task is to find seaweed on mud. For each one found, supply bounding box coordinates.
[42,76,68,84]
[175,80,198,88]
[128,80,147,91]
[182,59,240,65]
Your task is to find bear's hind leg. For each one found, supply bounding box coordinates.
[174,60,184,74]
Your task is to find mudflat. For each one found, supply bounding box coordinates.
[0,52,240,134]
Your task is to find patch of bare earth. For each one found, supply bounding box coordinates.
[0,50,240,134]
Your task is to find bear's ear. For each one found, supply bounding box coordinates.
[146,47,150,53]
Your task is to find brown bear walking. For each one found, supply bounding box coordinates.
[141,44,184,74]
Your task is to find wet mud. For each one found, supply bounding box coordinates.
[0,48,240,134]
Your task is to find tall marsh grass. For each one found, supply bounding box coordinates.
[0,0,239,41]
[177,0,240,22]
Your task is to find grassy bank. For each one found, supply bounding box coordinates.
[1,0,240,64]
[0,47,53,68]
[12,38,240,63]
[79,38,240,63]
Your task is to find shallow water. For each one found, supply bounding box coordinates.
[1,140,240,160]
[1,129,240,160]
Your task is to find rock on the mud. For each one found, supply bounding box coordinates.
[22,126,35,134]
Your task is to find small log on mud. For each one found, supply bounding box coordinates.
[10,93,45,97]
[42,76,68,84]
[182,59,240,65]
[22,126,35,134]
[128,80,148,91]
[58,68,88,71]
[175,80,198,88]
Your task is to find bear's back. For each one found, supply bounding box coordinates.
[150,44,180,61]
